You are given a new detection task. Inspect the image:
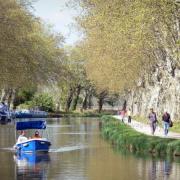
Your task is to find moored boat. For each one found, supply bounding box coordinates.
[0,102,14,123]
[0,111,8,123]
[15,109,48,118]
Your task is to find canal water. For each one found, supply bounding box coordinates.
[0,117,180,180]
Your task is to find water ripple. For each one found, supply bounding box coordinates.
[49,145,88,153]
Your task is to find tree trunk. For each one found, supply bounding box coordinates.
[98,98,103,113]
[6,89,13,107]
[1,88,8,102]
[97,91,108,113]
[123,100,127,111]
[65,88,74,112]
[72,85,81,111]
[88,93,93,109]
[55,102,61,112]
[82,90,88,110]
[9,89,16,109]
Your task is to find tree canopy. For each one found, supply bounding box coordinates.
[0,0,66,89]
[72,0,180,92]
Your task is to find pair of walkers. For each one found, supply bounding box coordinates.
[148,108,172,136]
[118,108,131,123]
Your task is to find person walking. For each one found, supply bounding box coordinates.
[162,111,171,136]
[127,108,132,123]
[121,109,126,123]
[148,108,157,135]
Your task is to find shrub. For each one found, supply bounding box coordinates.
[31,93,55,112]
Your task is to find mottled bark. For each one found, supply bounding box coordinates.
[72,85,81,111]
[88,93,93,109]
[65,88,74,112]
[123,100,127,111]
[82,90,88,110]
[1,88,8,102]
[9,89,16,109]
[97,91,108,113]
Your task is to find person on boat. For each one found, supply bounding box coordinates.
[17,131,28,143]
[148,108,157,135]
[162,110,171,136]
[33,131,41,138]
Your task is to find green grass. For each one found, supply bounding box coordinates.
[170,122,180,133]
[49,110,116,118]
[101,116,180,157]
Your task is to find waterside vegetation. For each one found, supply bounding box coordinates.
[48,110,116,118]
[101,116,180,157]
[0,1,120,113]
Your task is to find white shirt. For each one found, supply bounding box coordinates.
[17,135,28,143]
[127,110,131,116]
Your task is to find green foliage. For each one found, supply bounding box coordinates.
[170,121,180,133]
[101,116,180,156]
[105,94,119,107]
[18,102,33,110]
[58,46,93,111]
[14,87,36,106]
[31,93,54,112]
[72,0,179,92]
[0,0,66,89]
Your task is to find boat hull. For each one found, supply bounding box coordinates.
[0,112,8,124]
[15,113,48,118]
[15,139,51,153]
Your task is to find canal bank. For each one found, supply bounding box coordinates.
[48,110,116,118]
[101,116,180,156]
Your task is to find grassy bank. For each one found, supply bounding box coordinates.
[48,110,116,118]
[101,116,180,157]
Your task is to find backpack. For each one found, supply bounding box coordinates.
[169,121,173,127]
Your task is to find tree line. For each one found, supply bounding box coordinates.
[71,0,180,92]
[0,0,66,106]
[0,0,118,112]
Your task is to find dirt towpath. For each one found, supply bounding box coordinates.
[114,115,180,139]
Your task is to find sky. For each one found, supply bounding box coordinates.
[32,0,82,45]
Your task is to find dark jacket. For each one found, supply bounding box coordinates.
[162,113,171,123]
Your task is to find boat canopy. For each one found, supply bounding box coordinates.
[16,120,46,130]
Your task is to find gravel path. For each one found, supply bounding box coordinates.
[114,115,180,139]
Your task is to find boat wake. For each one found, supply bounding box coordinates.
[0,147,15,152]
[0,145,87,153]
[47,125,73,128]
[54,132,99,135]
[49,145,87,153]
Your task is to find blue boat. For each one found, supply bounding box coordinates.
[0,102,15,122]
[0,111,8,123]
[14,120,51,153]
[15,109,48,118]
